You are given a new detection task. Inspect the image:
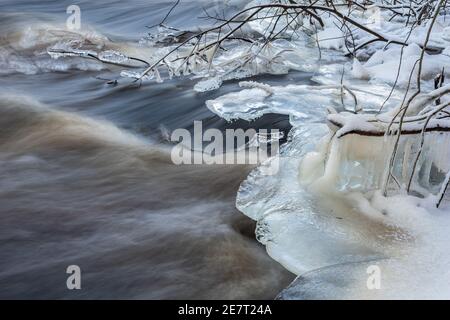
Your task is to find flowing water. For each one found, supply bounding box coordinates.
[4,0,450,300]
[0,0,301,299]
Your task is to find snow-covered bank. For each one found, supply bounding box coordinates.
[211,79,450,298]
[203,0,450,298]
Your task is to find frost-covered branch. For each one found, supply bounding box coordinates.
[133,0,447,83]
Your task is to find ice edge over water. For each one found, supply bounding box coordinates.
[209,75,450,299]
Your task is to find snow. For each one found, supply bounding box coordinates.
[351,44,450,86]
[317,27,345,50]
[194,77,223,92]
[351,59,370,80]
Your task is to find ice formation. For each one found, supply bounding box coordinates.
[204,4,450,299]
[193,77,223,92]
[210,73,450,298]
[302,114,450,196]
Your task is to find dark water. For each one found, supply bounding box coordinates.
[0,0,301,299]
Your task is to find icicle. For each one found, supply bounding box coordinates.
[154,68,163,83]
[402,139,413,183]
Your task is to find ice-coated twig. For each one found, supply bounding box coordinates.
[48,48,150,68]
[137,1,445,82]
